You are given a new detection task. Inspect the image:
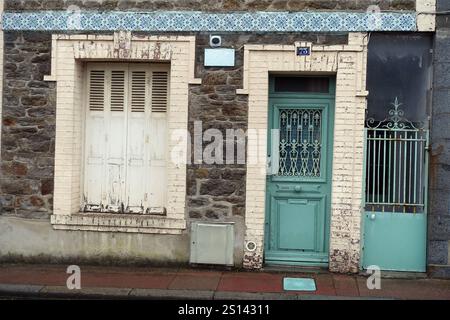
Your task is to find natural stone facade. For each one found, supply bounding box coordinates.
[0,31,347,222]
[187,33,346,222]
[0,32,55,219]
[0,1,4,181]
[0,29,366,270]
[436,0,450,28]
[428,0,450,278]
[0,1,440,274]
[5,0,416,11]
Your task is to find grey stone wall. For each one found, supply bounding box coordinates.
[429,25,450,277]
[0,30,346,222]
[5,0,416,12]
[187,34,247,221]
[186,33,346,221]
[0,32,55,219]
[437,0,450,28]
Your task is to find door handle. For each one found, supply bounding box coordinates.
[294,186,302,192]
[369,213,376,221]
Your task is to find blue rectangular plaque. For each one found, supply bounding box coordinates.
[297,47,311,56]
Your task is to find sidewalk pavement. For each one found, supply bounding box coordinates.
[0,264,449,300]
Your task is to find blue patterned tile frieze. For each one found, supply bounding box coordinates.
[1,11,417,32]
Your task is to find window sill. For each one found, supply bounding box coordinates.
[50,213,186,235]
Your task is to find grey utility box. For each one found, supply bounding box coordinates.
[190,222,234,266]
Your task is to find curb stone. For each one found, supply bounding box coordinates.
[0,283,397,300]
[39,286,132,298]
[213,292,299,300]
[0,284,44,295]
[130,288,214,300]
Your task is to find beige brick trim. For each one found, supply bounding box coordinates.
[416,0,436,12]
[239,33,369,273]
[416,0,436,32]
[48,33,200,233]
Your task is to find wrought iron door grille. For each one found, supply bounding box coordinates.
[365,98,429,213]
[278,108,322,177]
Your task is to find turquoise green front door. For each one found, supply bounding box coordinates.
[265,76,335,266]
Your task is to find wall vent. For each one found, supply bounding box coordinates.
[190,222,234,266]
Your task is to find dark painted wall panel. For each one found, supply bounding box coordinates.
[367,33,432,123]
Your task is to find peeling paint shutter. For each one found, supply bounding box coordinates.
[127,66,169,214]
[148,68,169,213]
[106,67,128,212]
[83,63,169,214]
[84,69,107,210]
[126,68,149,213]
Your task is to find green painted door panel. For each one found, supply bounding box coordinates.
[265,77,335,266]
[278,201,317,250]
[363,212,426,272]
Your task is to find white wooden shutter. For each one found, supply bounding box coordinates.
[147,67,169,213]
[105,67,128,212]
[126,66,169,214]
[83,63,169,214]
[84,69,107,210]
[125,68,149,213]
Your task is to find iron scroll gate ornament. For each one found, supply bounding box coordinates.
[366,97,426,131]
[365,97,429,214]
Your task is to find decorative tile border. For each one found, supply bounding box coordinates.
[1,11,417,32]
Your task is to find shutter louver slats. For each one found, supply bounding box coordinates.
[89,70,105,111]
[110,70,125,112]
[131,71,146,113]
[151,71,168,113]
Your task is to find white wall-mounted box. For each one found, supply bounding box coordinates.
[204,48,235,67]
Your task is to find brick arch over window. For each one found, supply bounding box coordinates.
[47,33,200,234]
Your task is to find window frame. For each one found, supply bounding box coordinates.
[48,34,200,234]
